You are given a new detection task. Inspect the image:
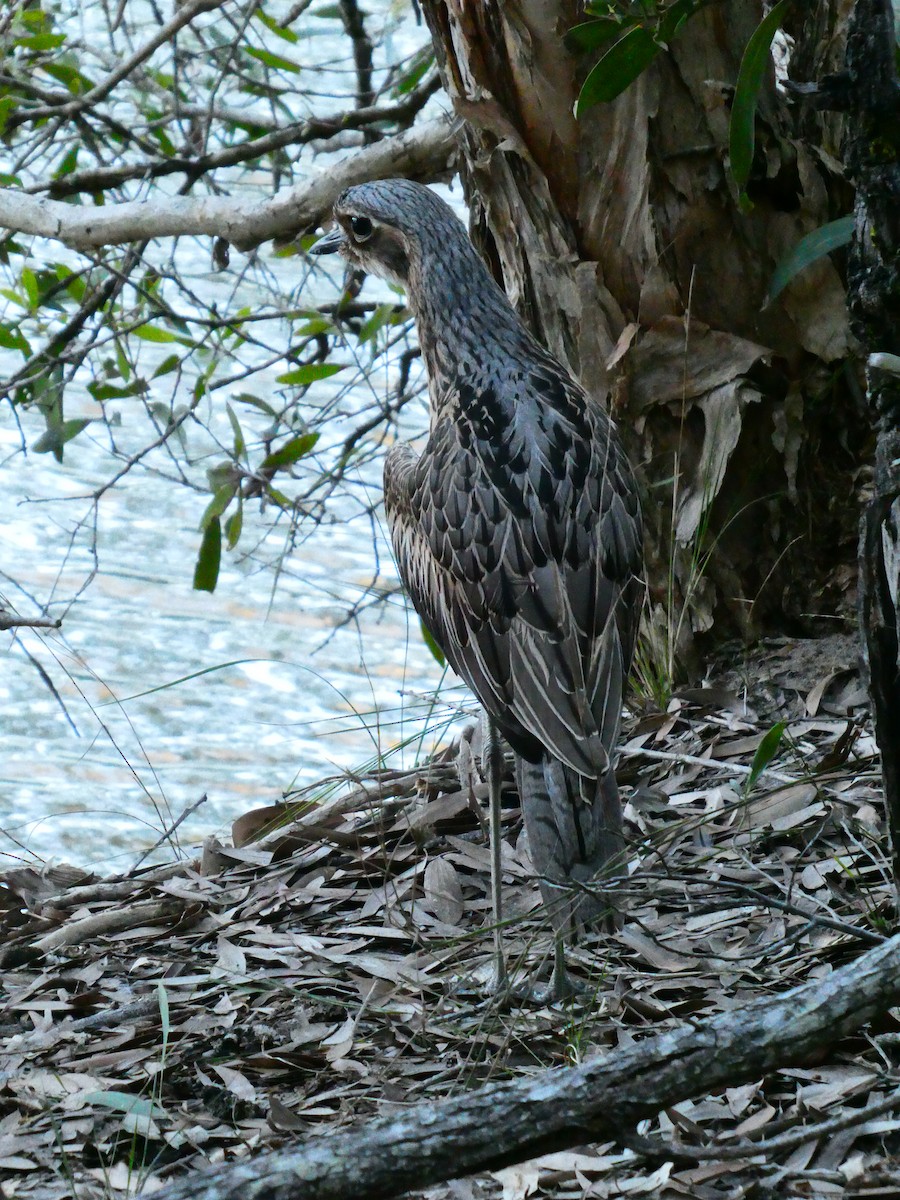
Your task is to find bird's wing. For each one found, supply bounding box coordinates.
[384,366,642,777]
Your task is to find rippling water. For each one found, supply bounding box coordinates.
[0,357,469,873]
[0,3,470,874]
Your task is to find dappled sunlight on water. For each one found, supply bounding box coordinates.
[0,397,466,874]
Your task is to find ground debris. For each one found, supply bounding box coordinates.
[1,642,898,1199]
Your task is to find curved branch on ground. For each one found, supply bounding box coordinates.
[147,933,900,1200]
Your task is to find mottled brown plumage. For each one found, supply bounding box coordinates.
[312,179,643,958]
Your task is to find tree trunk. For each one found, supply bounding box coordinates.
[419,1,859,675]
[833,0,900,890]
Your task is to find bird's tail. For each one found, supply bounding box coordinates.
[515,755,624,936]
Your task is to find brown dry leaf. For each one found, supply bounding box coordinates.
[423,857,465,926]
[322,1017,355,1063]
[736,782,821,830]
[617,929,694,973]
[232,805,289,847]
[492,1163,540,1200]
[212,1065,257,1103]
[1,634,892,1200]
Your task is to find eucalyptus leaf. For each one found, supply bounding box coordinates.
[276,362,344,386]
[260,431,320,470]
[767,215,854,303]
[576,26,661,114]
[193,518,222,593]
[729,0,791,204]
[744,721,787,796]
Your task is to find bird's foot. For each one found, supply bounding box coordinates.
[510,961,590,1006]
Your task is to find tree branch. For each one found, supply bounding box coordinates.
[5,0,230,131]
[151,933,900,1200]
[32,75,441,198]
[0,115,456,251]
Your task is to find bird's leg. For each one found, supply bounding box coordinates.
[486,715,508,995]
[514,898,588,1005]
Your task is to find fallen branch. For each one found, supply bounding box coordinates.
[152,932,900,1200]
[0,115,456,252]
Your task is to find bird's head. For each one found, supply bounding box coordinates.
[309,178,469,291]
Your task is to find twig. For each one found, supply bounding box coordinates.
[6,0,229,131]
[0,611,61,631]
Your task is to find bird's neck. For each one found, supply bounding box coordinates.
[407,245,529,414]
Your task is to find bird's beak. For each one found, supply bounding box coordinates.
[309,226,346,255]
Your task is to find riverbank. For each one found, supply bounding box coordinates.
[2,635,896,1199]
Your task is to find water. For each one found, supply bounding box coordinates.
[0,1,471,874]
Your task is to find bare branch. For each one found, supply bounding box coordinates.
[0,610,62,631]
[0,115,456,251]
[6,0,231,131]
[34,75,442,198]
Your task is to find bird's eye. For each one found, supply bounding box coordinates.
[349,215,374,241]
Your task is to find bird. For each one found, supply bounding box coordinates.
[311,178,643,998]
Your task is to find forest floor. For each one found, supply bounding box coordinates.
[2,631,899,1200]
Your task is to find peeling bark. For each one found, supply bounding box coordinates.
[418,0,859,661]
[828,0,900,889]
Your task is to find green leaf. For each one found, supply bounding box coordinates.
[54,145,79,178]
[575,25,662,114]
[260,432,319,470]
[574,0,703,113]
[87,381,147,401]
[153,353,181,378]
[729,0,792,204]
[133,323,178,343]
[565,17,623,54]
[226,403,246,460]
[150,126,177,157]
[276,362,344,386]
[233,391,278,418]
[767,215,854,303]
[420,620,445,668]
[244,45,301,72]
[357,303,397,344]
[158,981,170,1055]
[15,32,67,50]
[20,267,39,310]
[194,518,222,593]
[0,322,30,354]
[200,483,237,530]
[32,418,90,461]
[253,8,299,42]
[743,721,787,796]
[294,316,335,336]
[41,58,94,95]
[391,48,434,96]
[225,504,243,549]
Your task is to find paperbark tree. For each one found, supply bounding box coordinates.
[0,2,867,672]
[819,0,900,887]
[417,0,860,683]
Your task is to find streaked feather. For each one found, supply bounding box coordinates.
[319,178,643,935]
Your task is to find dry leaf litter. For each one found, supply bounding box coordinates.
[2,633,900,1199]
